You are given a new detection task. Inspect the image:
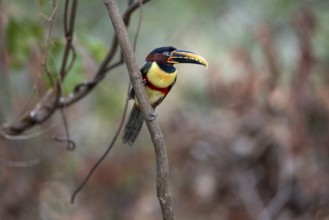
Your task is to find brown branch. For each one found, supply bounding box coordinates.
[70,0,145,202]
[60,0,150,107]
[42,0,57,87]
[103,0,175,220]
[0,0,149,136]
[70,83,131,203]
[132,0,143,50]
[0,158,40,167]
[0,0,77,136]
[53,108,76,151]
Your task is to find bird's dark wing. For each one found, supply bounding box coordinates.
[129,62,152,100]
[140,62,152,77]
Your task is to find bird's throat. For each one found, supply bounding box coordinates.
[145,62,177,89]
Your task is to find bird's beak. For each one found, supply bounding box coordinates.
[167,50,208,69]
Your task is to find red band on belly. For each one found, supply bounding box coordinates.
[144,75,169,95]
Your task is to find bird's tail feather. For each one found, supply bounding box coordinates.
[122,105,144,146]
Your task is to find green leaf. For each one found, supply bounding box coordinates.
[6,18,43,70]
[39,0,45,7]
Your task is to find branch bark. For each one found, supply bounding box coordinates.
[0,0,149,136]
[103,0,175,219]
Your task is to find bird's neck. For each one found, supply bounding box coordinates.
[145,62,177,89]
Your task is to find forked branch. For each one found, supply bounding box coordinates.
[0,0,150,137]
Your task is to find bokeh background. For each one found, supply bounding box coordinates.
[1,0,329,219]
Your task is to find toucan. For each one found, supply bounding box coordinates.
[122,46,208,146]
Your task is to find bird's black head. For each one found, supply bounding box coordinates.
[150,46,177,55]
[146,46,208,68]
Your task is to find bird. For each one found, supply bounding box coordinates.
[122,46,208,146]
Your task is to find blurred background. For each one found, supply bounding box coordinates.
[1,0,329,219]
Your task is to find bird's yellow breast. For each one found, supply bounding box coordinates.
[147,62,177,88]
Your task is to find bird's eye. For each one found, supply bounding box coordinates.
[162,51,171,56]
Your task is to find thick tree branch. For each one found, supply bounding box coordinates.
[103,0,175,219]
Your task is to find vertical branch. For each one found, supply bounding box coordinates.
[103,0,175,219]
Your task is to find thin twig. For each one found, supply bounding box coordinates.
[132,0,143,50]
[12,1,57,124]
[0,0,149,136]
[0,158,40,167]
[52,0,77,150]
[0,0,78,135]
[1,121,57,140]
[53,108,76,151]
[70,0,145,202]
[104,0,175,219]
[70,83,131,203]
[42,0,58,87]
[59,0,77,80]
[60,0,150,106]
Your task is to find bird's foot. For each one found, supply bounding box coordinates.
[142,79,147,85]
[148,111,158,121]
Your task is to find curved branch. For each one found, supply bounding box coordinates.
[69,0,145,201]
[0,0,150,136]
[70,83,131,203]
[103,0,175,219]
[59,0,150,107]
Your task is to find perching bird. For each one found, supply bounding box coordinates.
[122,46,208,146]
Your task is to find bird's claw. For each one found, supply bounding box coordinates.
[142,79,147,85]
[149,111,158,121]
